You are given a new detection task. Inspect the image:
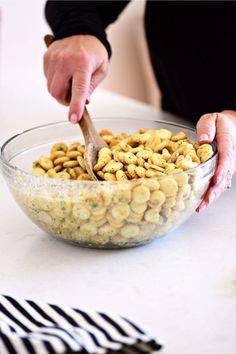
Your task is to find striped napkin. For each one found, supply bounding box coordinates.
[0,295,162,354]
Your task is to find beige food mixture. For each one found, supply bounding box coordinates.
[31,128,213,181]
[19,128,214,247]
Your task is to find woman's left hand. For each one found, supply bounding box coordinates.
[196,110,236,212]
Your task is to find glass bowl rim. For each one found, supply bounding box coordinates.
[0,118,218,184]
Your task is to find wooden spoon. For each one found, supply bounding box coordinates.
[79,106,107,180]
[44,35,107,180]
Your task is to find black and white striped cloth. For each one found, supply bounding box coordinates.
[0,295,162,354]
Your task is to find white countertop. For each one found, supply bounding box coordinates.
[1,89,236,354]
[1,1,236,352]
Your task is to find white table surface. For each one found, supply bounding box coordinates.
[0,1,236,352]
[1,88,236,354]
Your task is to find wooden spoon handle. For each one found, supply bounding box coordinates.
[44,34,54,47]
[79,107,107,148]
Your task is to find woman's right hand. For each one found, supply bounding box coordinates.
[43,34,109,123]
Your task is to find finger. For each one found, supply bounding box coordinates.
[49,72,71,104]
[44,62,55,93]
[43,50,50,78]
[43,36,62,77]
[44,46,69,93]
[196,112,217,143]
[69,67,92,123]
[43,49,58,80]
[43,53,60,96]
[212,113,234,185]
[80,64,108,106]
[197,114,235,212]
[196,178,227,212]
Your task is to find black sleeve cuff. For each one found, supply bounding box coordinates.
[45,1,112,57]
[221,101,236,113]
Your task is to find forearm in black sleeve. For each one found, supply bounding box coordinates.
[45,0,130,57]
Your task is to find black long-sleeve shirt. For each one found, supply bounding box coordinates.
[45,1,236,122]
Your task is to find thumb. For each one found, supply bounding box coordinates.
[69,69,92,123]
[196,112,218,143]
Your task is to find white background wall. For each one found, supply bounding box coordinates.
[0,0,160,109]
[101,0,160,106]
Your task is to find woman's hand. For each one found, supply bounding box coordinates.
[43,35,109,123]
[196,111,236,212]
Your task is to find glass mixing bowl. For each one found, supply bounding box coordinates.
[0,118,217,248]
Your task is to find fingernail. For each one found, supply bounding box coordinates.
[198,134,209,142]
[208,193,216,205]
[197,202,206,213]
[70,113,78,124]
